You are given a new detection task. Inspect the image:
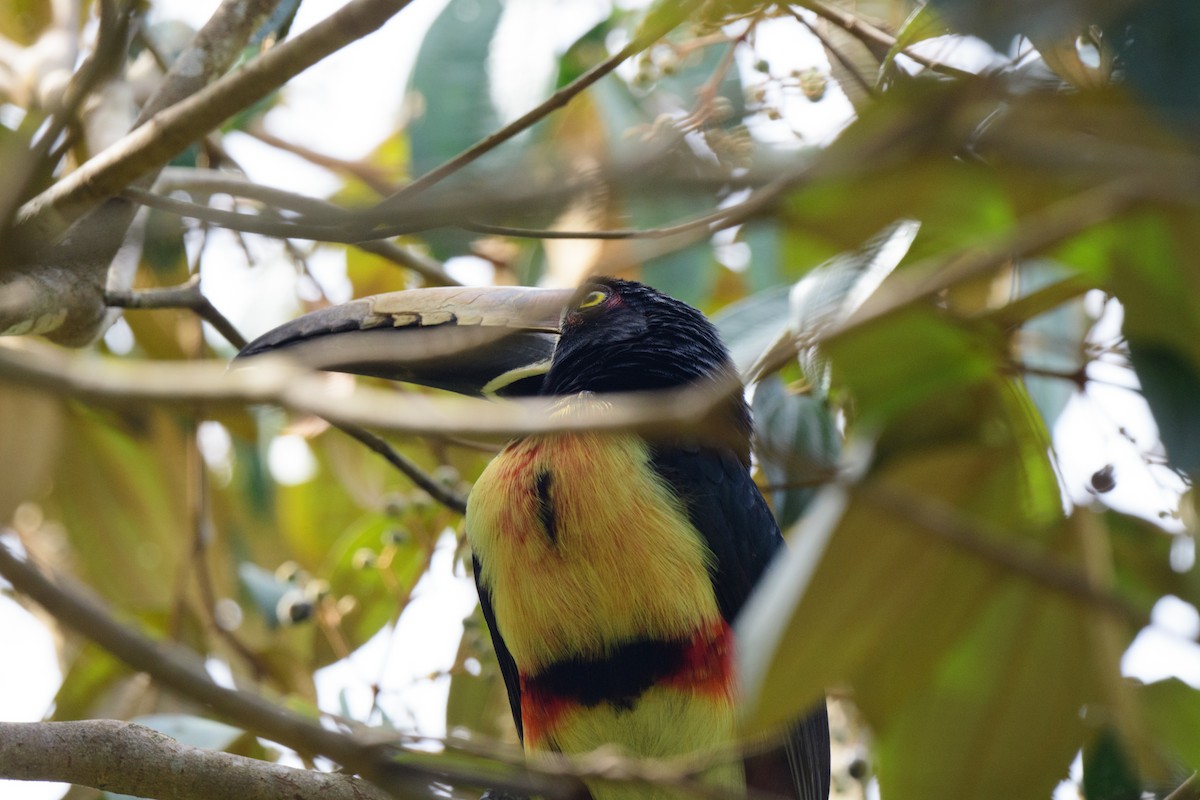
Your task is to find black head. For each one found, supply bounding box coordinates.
[543,277,751,459]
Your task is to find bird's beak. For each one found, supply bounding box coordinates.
[236,285,576,397]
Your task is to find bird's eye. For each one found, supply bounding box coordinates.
[576,290,607,311]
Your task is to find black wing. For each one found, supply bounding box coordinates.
[650,445,830,800]
[473,555,525,742]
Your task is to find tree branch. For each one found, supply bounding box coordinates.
[0,339,742,447]
[106,275,248,349]
[12,0,419,247]
[791,0,974,80]
[1,0,286,347]
[0,538,583,800]
[336,424,469,515]
[356,0,706,233]
[0,720,391,800]
[1166,773,1200,800]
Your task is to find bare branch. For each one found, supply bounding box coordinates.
[791,0,975,80]
[0,720,392,800]
[13,0,420,246]
[106,275,248,349]
[0,339,742,447]
[154,168,351,218]
[0,539,583,800]
[246,125,398,196]
[1,0,288,347]
[336,424,469,515]
[124,160,767,243]
[148,170,460,285]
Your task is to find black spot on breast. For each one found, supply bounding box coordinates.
[535,469,557,545]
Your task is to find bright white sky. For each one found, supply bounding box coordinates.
[2,2,1198,799]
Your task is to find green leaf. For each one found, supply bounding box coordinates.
[44,407,190,610]
[1112,0,1200,134]
[1106,511,1200,612]
[406,0,505,259]
[711,283,791,375]
[1141,678,1200,769]
[752,375,840,529]
[735,290,1119,798]
[1083,726,1142,800]
[0,386,61,524]
[320,514,430,655]
[789,219,918,348]
[1128,341,1200,473]
[0,0,51,45]
[881,4,952,77]
[825,308,1000,435]
[52,643,129,722]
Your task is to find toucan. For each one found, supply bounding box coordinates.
[239,277,831,800]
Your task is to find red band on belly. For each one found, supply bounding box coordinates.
[519,621,735,747]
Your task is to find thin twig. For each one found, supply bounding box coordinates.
[355,0,705,232]
[336,423,468,515]
[791,0,975,79]
[785,6,876,100]
[106,275,248,349]
[246,126,397,196]
[1166,773,1200,800]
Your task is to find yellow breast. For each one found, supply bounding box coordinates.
[466,432,722,673]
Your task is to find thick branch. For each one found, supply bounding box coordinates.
[0,339,741,445]
[0,720,391,800]
[0,539,582,799]
[1,0,284,347]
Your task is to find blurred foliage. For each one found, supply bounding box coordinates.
[1,1,1200,800]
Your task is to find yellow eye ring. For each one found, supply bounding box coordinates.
[577,290,607,310]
